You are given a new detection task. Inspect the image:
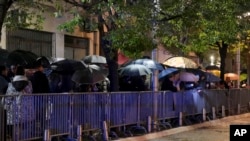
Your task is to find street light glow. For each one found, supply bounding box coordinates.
[210,55,214,65]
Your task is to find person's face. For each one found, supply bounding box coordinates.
[11,66,16,73]
[169,75,175,81]
[2,68,8,76]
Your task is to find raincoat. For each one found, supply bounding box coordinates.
[4,81,35,125]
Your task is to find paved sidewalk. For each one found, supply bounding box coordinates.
[116,113,250,141]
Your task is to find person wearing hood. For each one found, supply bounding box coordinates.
[4,66,35,139]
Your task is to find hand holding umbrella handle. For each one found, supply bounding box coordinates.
[173,80,181,91]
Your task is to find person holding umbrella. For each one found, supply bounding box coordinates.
[30,59,50,93]
[30,59,50,136]
[161,72,181,92]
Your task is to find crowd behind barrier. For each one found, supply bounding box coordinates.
[0,88,250,141]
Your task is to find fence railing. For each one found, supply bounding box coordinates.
[1,88,250,141]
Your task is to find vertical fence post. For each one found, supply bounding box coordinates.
[102,121,109,141]
[179,112,183,126]
[212,107,216,120]
[137,93,141,126]
[153,91,158,131]
[0,106,6,141]
[77,125,82,141]
[202,108,206,121]
[222,105,225,117]
[43,129,50,141]
[237,104,241,114]
[147,116,152,133]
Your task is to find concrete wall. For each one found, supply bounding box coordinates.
[0,4,99,58]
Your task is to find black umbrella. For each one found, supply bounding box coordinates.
[50,59,86,74]
[205,65,220,71]
[119,64,152,77]
[36,56,51,68]
[71,67,106,84]
[205,72,221,82]
[88,64,109,76]
[7,50,38,68]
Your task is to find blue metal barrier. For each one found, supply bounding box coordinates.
[1,89,250,140]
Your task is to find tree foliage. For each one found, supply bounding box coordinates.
[2,0,47,31]
[2,0,250,84]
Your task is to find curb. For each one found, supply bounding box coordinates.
[115,113,250,141]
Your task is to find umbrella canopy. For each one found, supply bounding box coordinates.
[185,68,207,81]
[71,67,106,84]
[36,56,51,68]
[50,59,86,74]
[179,71,199,82]
[163,56,198,69]
[205,65,220,71]
[83,55,107,64]
[118,52,130,65]
[89,64,109,76]
[119,64,152,77]
[7,50,38,68]
[224,73,239,81]
[158,68,179,81]
[205,72,221,82]
[208,70,220,77]
[0,48,9,65]
[130,58,164,70]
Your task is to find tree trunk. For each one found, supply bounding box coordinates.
[98,21,119,92]
[101,39,119,92]
[218,41,228,81]
[247,46,250,86]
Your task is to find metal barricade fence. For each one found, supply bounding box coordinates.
[238,89,250,112]
[1,89,250,140]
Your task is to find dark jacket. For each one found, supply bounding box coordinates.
[161,78,178,92]
[31,71,50,93]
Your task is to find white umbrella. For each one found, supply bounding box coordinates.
[163,56,198,69]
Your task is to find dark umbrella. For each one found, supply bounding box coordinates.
[89,64,109,76]
[130,58,164,71]
[119,64,152,77]
[205,65,220,71]
[36,56,51,68]
[50,59,86,74]
[205,72,221,82]
[82,55,107,64]
[158,68,179,81]
[71,67,106,84]
[7,50,38,68]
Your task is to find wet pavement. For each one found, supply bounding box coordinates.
[116,113,250,141]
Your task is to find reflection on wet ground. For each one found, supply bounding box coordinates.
[149,115,250,141]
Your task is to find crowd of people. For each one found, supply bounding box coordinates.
[0,59,110,139]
